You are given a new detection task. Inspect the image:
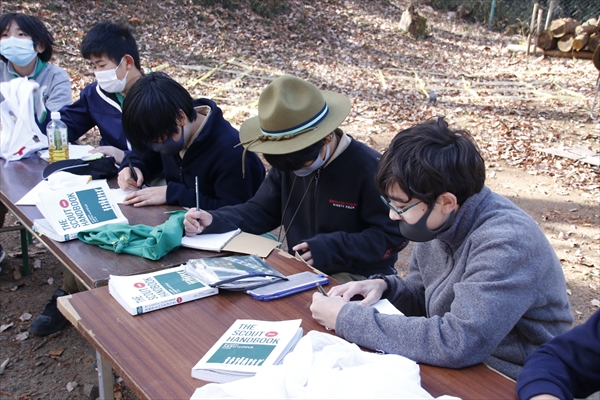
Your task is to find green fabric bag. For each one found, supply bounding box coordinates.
[77,210,186,261]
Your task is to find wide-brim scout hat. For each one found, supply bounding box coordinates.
[239,74,351,155]
[594,45,600,71]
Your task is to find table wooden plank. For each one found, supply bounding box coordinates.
[59,251,517,400]
[0,155,223,288]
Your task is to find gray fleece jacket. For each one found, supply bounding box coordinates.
[336,186,573,379]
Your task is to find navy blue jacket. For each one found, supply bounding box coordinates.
[126,98,265,209]
[517,310,600,400]
[205,136,407,276]
[59,82,130,150]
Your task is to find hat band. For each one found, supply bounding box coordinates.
[260,104,329,137]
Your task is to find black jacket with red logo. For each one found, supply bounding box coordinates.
[205,136,408,277]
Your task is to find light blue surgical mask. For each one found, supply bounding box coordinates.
[0,36,37,67]
[294,142,332,177]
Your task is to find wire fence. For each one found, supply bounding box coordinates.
[432,0,599,30]
[523,0,600,26]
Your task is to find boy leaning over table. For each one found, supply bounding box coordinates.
[310,117,573,380]
[29,73,265,338]
[29,22,149,337]
[116,72,265,209]
[184,74,408,283]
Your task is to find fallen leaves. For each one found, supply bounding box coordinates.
[19,313,32,322]
[48,348,65,357]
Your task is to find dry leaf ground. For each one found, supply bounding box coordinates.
[0,0,598,398]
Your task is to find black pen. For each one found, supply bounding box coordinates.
[316,283,328,296]
[195,176,200,212]
[127,156,139,188]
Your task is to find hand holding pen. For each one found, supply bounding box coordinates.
[127,156,141,189]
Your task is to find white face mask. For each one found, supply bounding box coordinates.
[294,141,332,177]
[0,36,37,67]
[94,57,128,93]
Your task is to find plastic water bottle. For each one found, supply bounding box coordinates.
[47,111,69,163]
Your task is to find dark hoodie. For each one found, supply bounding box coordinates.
[204,136,407,276]
[125,98,265,209]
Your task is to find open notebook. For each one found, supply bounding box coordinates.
[181,229,242,252]
[180,230,281,258]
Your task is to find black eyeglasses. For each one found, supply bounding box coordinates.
[380,196,422,217]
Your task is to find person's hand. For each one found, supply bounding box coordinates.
[292,242,313,266]
[530,395,560,400]
[328,279,387,306]
[123,186,167,207]
[310,293,348,330]
[183,208,214,236]
[90,146,125,164]
[117,167,143,190]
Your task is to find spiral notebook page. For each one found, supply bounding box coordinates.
[181,229,242,252]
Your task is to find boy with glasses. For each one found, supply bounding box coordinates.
[310,117,573,380]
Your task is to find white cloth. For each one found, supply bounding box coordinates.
[0,77,48,161]
[191,330,460,399]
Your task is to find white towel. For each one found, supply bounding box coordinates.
[191,330,461,399]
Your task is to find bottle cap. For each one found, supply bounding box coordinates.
[50,111,61,120]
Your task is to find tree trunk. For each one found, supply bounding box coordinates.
[589,33,600,53]
[575,23,598,36]
[572,33,589,51]
[543,49,593,59]
[557,34,575,52]
[399,4,428,39]
[537,29,557,49]
[550,18,578,38]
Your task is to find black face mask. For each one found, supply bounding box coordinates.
[149,125,185,156]
[399,206,456,242]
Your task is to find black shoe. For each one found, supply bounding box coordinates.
[29,289,69,336]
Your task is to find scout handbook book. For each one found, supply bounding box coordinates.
[108,265,218,315]
[192,319,303,383]
[33,180,127,241]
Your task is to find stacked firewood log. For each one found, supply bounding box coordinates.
[537,17,600,53]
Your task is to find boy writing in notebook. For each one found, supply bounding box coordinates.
[117,72,265,208]
[30,72,265,337]
[310,118,573,380]
[184,74,407,282]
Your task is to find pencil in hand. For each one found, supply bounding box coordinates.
[316,283,328,297]
[127,156,139,188]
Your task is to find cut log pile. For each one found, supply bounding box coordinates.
[537,17,600,54]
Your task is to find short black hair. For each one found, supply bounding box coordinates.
[0,13,54,63]
[375,117,485,206]
[80,22,140,69]
[263,139,325,172]
[122,72,197,153]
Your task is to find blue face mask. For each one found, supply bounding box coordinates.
[149,126,185,156]
[0,36,37,67]
[293,141,332,177]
